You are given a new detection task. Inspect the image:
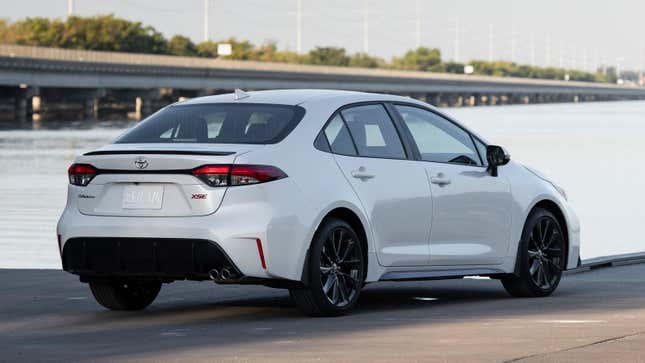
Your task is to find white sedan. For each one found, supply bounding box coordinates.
[57,89,580,316]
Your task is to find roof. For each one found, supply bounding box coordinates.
[179,89,416,107]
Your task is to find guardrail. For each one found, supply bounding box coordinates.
[1,44,644,94]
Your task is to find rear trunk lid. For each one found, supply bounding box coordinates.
[74,143,263,217]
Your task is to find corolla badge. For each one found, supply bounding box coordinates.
[134,157,149,169]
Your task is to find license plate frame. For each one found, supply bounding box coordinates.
[122,184,164,210]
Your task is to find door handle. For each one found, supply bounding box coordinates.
[430,173,451,186]
[351,167,375,180]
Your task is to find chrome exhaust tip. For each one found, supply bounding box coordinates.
[221,267,232,280]
[208,269,220,281]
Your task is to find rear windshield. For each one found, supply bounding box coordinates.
[115,103,305,144]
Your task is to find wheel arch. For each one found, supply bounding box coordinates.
[527,199,570,270]
[300,206,370,285]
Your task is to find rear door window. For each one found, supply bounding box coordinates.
[115,103,305,144]
[339,104,406,159]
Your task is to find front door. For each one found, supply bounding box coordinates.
[393,104,512,266]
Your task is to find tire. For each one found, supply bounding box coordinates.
[502,208,566,297]
[290,218,365,316]
[89,279,162,311]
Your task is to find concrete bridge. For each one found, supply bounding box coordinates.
[2,44,645,121]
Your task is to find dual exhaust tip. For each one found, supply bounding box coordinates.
[209,267,235,282]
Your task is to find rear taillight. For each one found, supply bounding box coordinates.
[68,163,97,186]
[192,165,287,187]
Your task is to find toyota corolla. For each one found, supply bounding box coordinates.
[57,89,580,316]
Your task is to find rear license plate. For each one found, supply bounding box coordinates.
[122,185,164,209]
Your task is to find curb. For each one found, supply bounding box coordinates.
[566,252,645,275]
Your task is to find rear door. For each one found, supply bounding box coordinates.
[323,103,433,267]
[392,104,512,266]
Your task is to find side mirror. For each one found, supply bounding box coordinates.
[486,145,510,177]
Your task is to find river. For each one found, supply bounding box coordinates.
[1,101,644,268]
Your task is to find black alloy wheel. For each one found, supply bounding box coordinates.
[502,208,566,297]
[290,218,365,316]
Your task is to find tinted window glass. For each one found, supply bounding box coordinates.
[115,103,304,144]
[474,137,488,166]
[324,114,357,156]
[340,104,406,159]
[396,105,480,166]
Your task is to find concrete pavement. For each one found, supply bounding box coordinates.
[1,264,645,362]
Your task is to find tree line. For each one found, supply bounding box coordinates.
[0,15,617,83]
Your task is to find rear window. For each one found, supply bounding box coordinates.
[115,103,305,144]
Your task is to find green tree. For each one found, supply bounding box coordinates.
[392,47,442,71]
[195,41,218,58]
[348,52,383,68]
[306,46,349,66]
[167,35,196,56]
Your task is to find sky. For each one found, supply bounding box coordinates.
[1,0,644,71]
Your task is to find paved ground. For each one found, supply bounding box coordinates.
[1,264,645,362]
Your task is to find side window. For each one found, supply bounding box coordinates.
[473,138,488,166]
[340,104,406,159]
[395,105,481,166]
[323,114,357,156]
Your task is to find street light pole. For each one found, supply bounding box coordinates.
[203,0,209,42]
[363,0,369,53]
[67,0,74,17]
[296,0,302,54]
[415,0,421,49]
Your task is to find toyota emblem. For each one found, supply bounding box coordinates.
[134,157,149,169]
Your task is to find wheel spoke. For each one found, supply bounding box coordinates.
[320,266,333,275]
[544,247,562,257]
[542,219,552,245]
[331,277,340,304]
[338,240,356,263]
[539,263,551,288]
[339,258,361,266]
[323,274,336,295]
[528,249,540,258]
[336,274,349,304]
[546,258,562,274]
[338,271,359,287]
[529,259,540,276]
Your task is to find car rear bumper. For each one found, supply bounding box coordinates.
[62,237,240,281]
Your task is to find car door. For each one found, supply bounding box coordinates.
[321,103,433,267]
[393,104,512,266]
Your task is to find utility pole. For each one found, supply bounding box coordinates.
[530,32,535,66]
[296,0,302,54]
[559,40,564,68]
[363,0,369,53]
[488,24,494,62]
[638,41,645,87]
[545,35,551,66]
[571,45,577,69]
[203,0,209,42]
[415,0,421,49]
[510,23,516,63]
[67,0,74,17]
[454,16,460,62]
[582,48,587,71]
[594,48,599,73]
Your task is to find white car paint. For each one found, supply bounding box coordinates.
[57,89,580,285]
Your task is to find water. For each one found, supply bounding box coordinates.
[1,101,644,269]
